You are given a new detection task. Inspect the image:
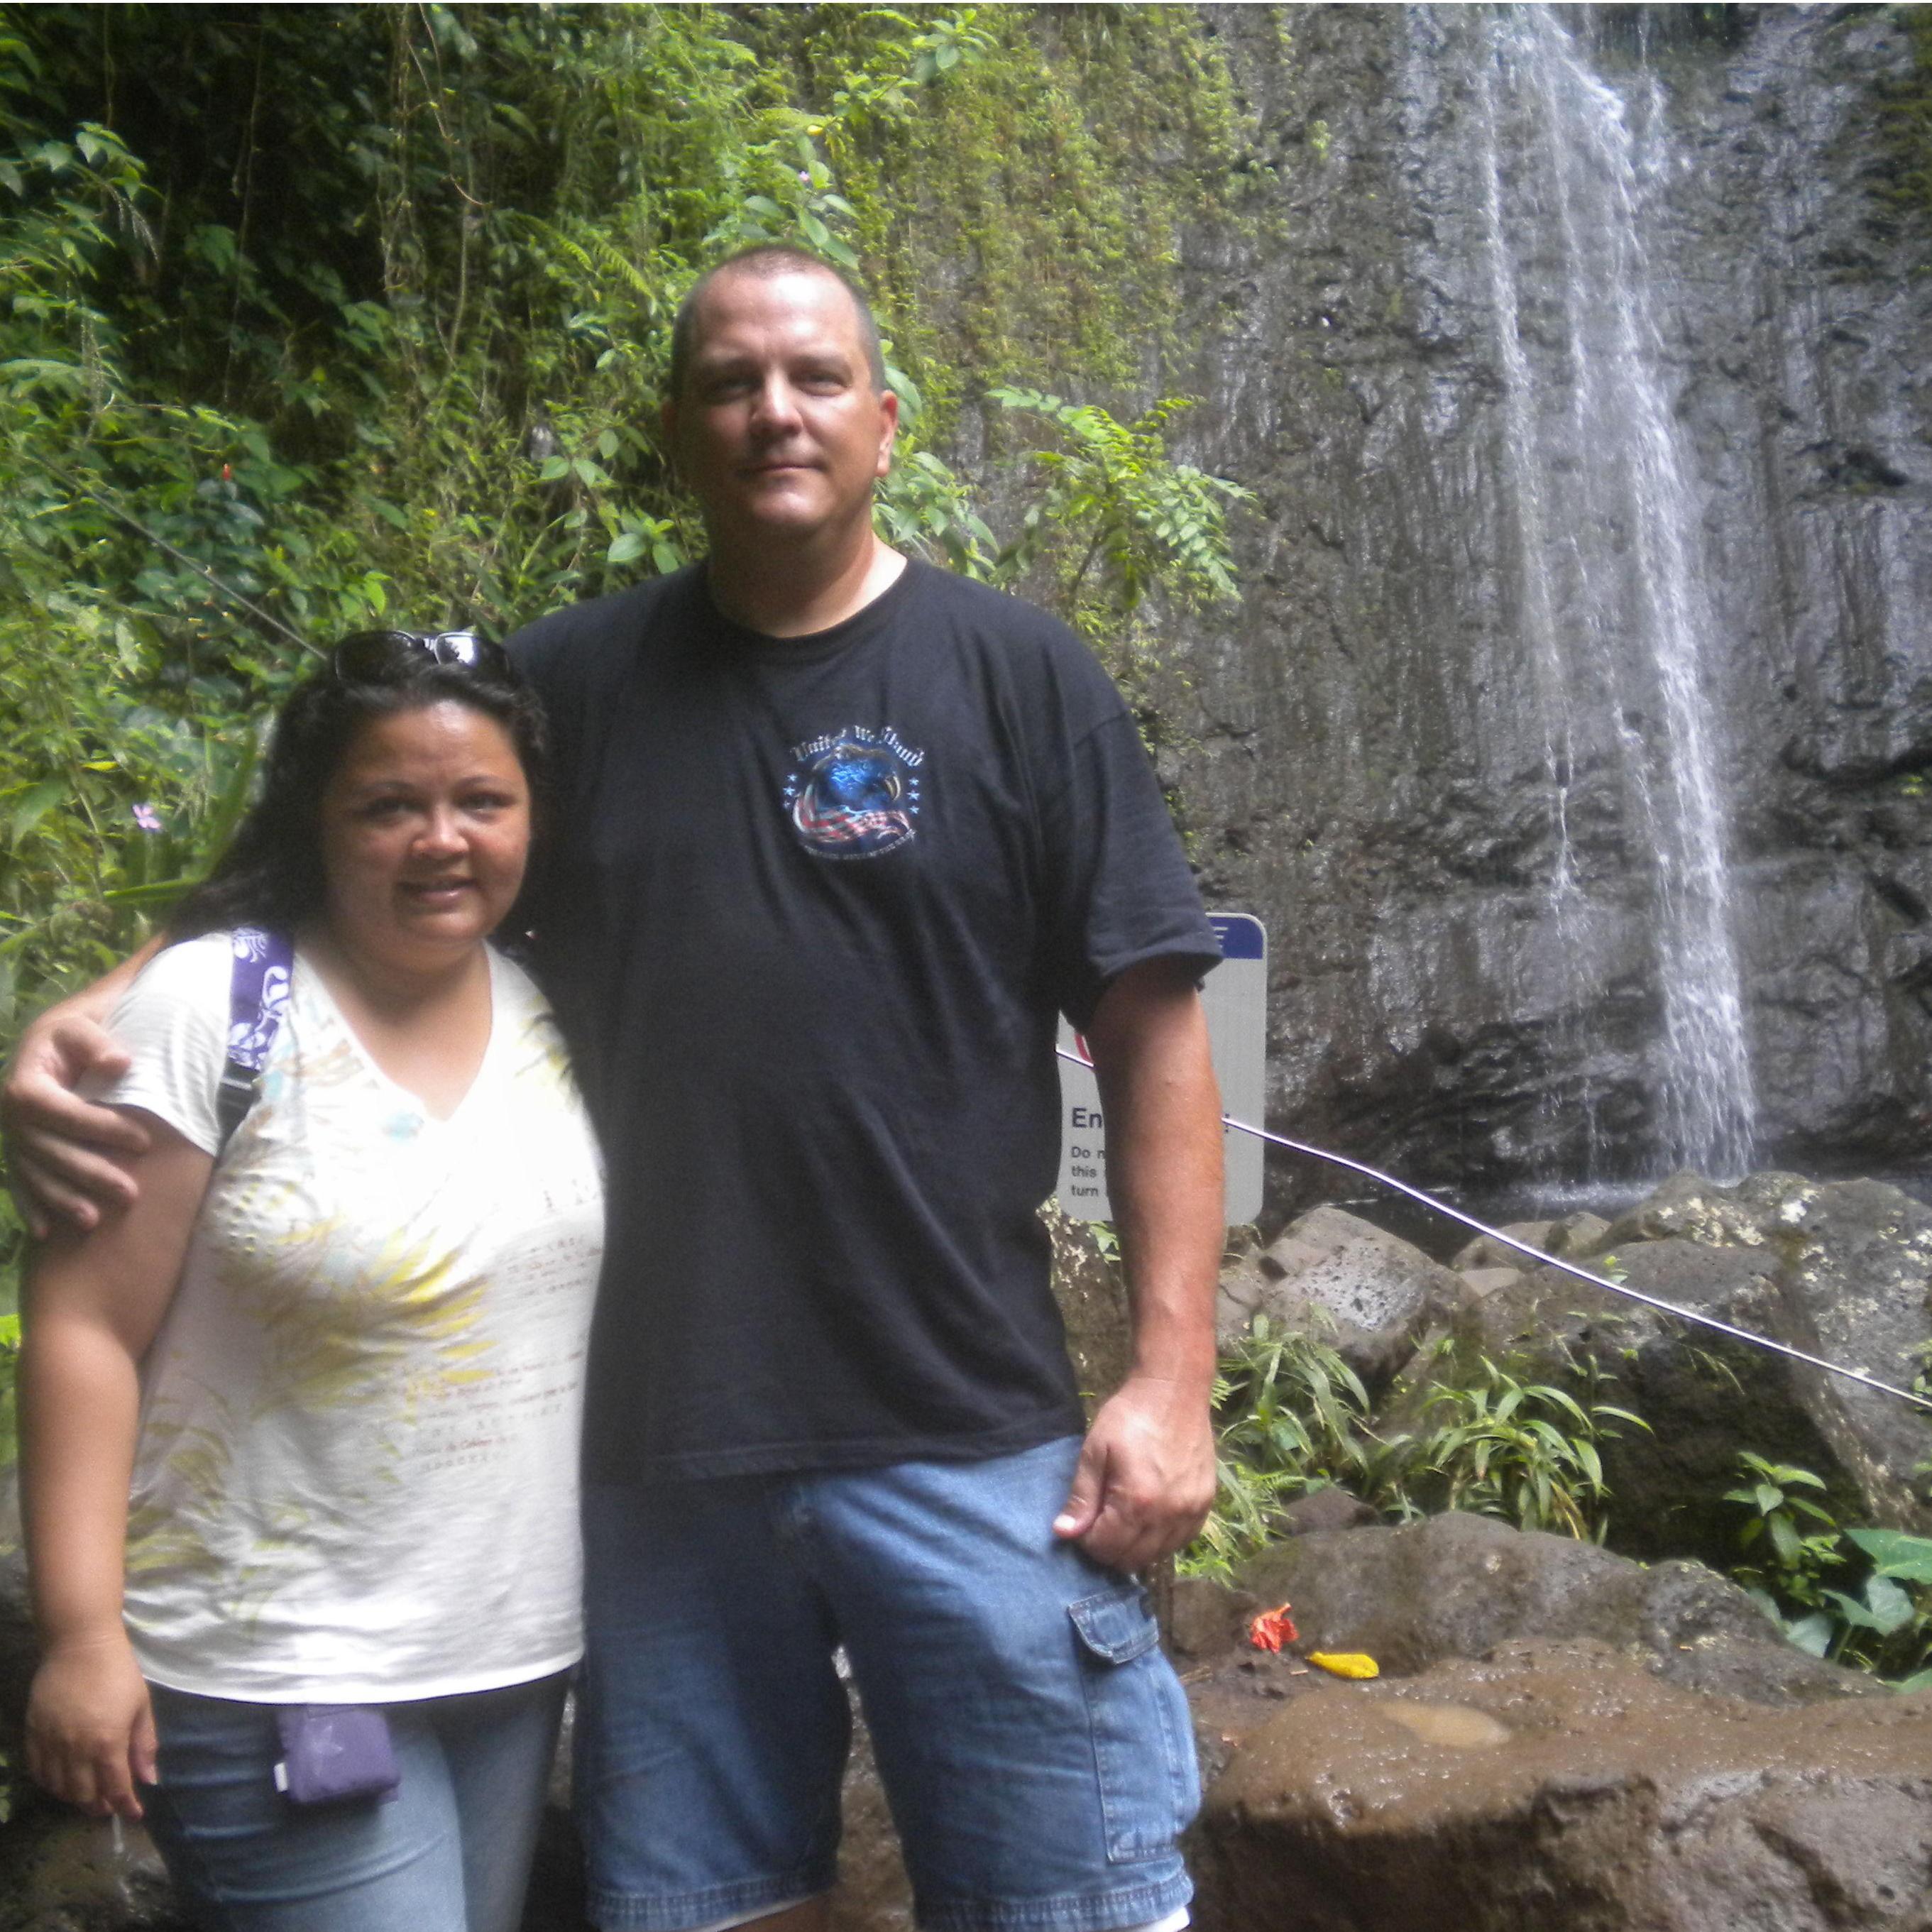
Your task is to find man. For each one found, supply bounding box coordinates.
[6,247,1226,1932]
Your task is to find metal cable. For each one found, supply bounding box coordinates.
[1054,1046,1932,1416]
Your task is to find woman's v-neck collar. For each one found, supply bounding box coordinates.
[292,943,505,1131]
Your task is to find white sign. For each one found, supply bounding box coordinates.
[1056,913,1267,1226]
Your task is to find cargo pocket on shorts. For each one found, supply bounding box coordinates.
[1067,1584,1202,1863]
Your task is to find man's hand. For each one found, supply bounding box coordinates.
[3,999,147,1236]
[25,1631,158,1821]
[1050,955,1224,1574]
[1053,1371,1217,1573]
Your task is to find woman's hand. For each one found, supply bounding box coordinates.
[26,1631,158,1820]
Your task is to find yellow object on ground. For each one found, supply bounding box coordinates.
[1307,1651,1379,1679]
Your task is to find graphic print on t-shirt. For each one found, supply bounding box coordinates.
[781,724,924,860]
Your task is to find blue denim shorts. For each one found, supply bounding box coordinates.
[577,1436,1198,1932]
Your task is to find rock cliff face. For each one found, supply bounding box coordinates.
[1158,5,1932,1200]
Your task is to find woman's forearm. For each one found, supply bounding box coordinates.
[19,1304,144,1649]
[19,1112,214,1650]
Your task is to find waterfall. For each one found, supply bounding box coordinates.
[1461,6,1757,1180]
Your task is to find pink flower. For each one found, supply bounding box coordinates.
[132,803,163,833]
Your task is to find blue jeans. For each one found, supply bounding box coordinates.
[142,1674,568,1932]
[577,1437,1198,1932]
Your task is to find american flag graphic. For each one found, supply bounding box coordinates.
[791,793,914,847]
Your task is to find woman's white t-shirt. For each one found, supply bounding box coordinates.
[90,933,605,1704]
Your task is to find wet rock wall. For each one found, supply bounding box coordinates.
[1153,4,1932,1201]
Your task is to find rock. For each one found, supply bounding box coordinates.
[0,1536,190,1932]
[1231,1512,1875,1706]
[1454,1265,1522,1302]
[1,1543,34,1781]
[0,1811,188,1931]
[1600,1168,1780,1249]
[1170,4,1932,1201]
[1777,1176,1932,1534]
[1452,1171,1932,1559]
[1450,1219,1554,1270]
[828,1691,913,1932]
[1217,1207,1463,1390]
[1169,1577,1263,1666]
[1191,1640,1932,1932]
[1043,1204,1131,1411]
[1278,1488,1380,1538]
[1451,1212,1609,1272]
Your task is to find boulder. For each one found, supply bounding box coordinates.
[1191,1640,1932,1932]
[1169,1576,1264,1667]
[1600,1169,1786,1249]
[0,1810,187,1931]
[1451,1219,1555,1271]
[1230,1511,1876,1706]
[1278,1488,1381,1539]
[0,1542,187,1929]
[1448,1172,1932,1559]
[1449,1212,1610,1273]
[1217,1207,1464,1389]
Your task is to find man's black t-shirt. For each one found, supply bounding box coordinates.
[512,559,1220,1481]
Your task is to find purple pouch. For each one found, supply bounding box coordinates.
[273,1705,400,1806]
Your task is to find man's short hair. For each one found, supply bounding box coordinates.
[668,245,888,399]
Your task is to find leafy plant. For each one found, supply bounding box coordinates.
[1837,1527,1932,1688]
[984,388,1253,684]
[1180,1315,1388,1579]
[1402,1354,1647,1542]
[1214,1314,1376,1492]
[1723,1451,1847,1625]
[1706,1452,1932,1686]
[1183,1458,1300,1582]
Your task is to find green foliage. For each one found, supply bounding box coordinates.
[1723,1455,1932,1683]
[1214,1315,1376,1490]
[1724,1451,1845,1606]
[985,388,1252,675]
[1876,6,1932,230]
[1182,1315,1383,1579]
[1185,1327,1652,1576]
[0,6,1253,1319]
[1399,1353,1648,1542]
[0,1307,16,1473]
[798,6,1262,422]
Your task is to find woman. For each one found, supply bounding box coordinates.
[18,630,604,1932]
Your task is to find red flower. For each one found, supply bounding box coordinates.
[1248,1603,1298,1652]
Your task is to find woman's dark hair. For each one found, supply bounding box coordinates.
[170,635,550,941]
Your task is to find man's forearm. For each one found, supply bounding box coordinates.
[1085,962,1224,1391]
[1051,960,1223,1568]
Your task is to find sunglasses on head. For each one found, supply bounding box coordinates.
[331,629,511,681]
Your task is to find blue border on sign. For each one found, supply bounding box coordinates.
[1209,913,1265,961]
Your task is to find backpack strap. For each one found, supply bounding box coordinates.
[216,928,294,1155]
